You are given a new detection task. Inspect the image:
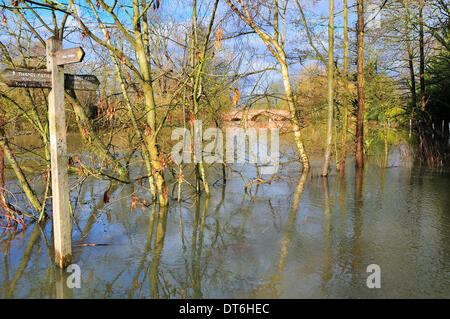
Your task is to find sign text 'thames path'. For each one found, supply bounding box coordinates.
[0,69,99,91]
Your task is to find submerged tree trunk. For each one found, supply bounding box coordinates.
[321,0,335,177]
[80,0,168,206]
[87,3,157,202]
[384,118,389,167]
[356,0,366,168]
[339,0,349,175]
[0,137,41,215]
[280,59,310,170]
[133,2,168,207]
[190,0,219,196]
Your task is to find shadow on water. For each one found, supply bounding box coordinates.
[1,156,449,298]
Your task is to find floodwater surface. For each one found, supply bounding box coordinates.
[0,146,449,298]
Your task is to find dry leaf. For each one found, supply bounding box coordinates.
[107,102,116,119]
[153,0,161,10]
[97,96,105,116]
[119,52,126,65]
[215,28,223,48]
[131,196,138,211]
[103,190,110,203]
[232,87,240,106]
[177,171,184,183]
[144,124,152,137]
[159,153,167,170]
[81,127,89,138]
[189,112,196,126]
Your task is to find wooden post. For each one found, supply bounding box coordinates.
[46,37,72,268]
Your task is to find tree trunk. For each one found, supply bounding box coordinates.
[133,3,168,207]
[190,0,219,197]
[0,137,41,215]
[321,0,334,177]
[355,0,365,169]
[224,0,310,170]
[280,57,310,170]
[419,0,426,111]
[404,0,416,111]
[339,0,349,175]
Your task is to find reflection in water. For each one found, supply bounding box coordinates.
[253,169,309,298]
[149,206,169,299]
[192,197,209,298]
[55,266,73,299]
[321,177,332,291]
[351,167,364,286]
[5,223,42,298]
[0,158,449,298]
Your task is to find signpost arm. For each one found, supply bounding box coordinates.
[46,37,72,268]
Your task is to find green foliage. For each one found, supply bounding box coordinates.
[425,48,450,122]
[364,62,404,124]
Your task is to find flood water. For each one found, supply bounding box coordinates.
[1,142,449,298]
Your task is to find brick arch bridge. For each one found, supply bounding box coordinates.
[223,109,292,128]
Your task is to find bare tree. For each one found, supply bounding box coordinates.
[356,0,365,168]
[321,0,334,177]
[419,0,426,110]
[339,0,349,175]
[225,0,310,170]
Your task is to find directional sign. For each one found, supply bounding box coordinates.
[64,74,99,91]
[0,69,99,91]
[0,69,51,88]
[55,47,85,65]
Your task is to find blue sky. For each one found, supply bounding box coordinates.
[2,0,385,95]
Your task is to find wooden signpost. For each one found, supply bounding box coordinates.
[0,37,99,268]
